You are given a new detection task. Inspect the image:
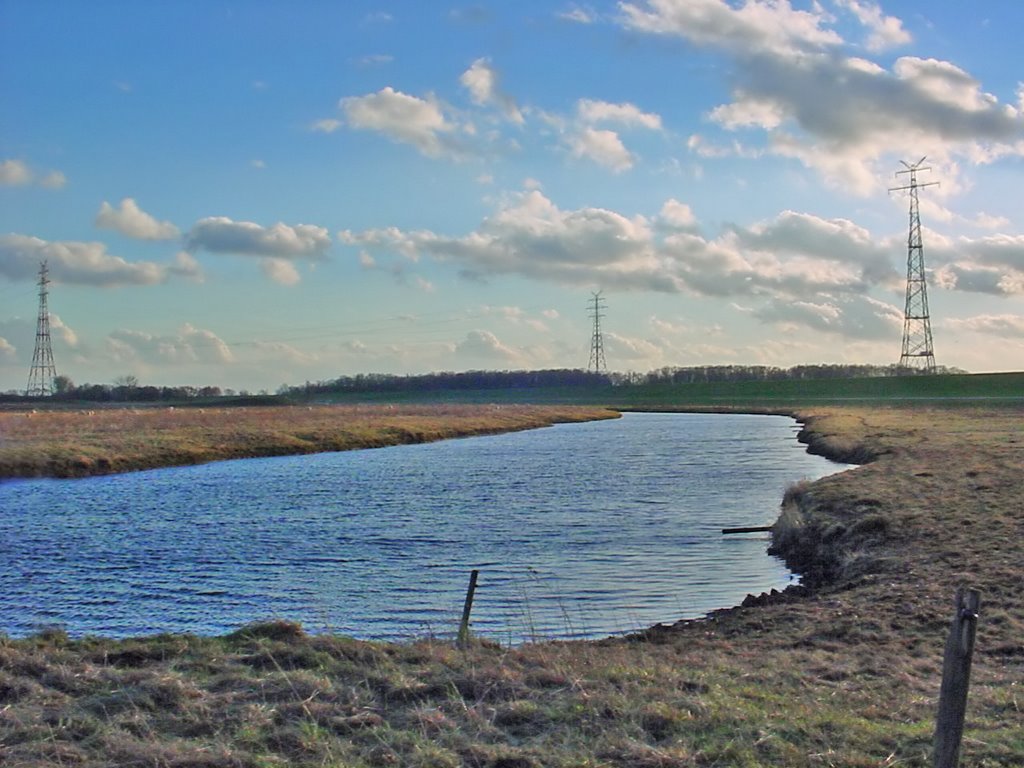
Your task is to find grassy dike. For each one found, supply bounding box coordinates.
[0,404,620,479]
[1,404,1022,766]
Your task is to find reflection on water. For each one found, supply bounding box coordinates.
[0,413,851,642]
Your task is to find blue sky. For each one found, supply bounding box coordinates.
[3,1,1024,392]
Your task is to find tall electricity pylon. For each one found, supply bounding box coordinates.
[587,290,607,373]
[26,260,58,397]
[890,157,938,373]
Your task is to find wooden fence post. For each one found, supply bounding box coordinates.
[933,587,981,768]
[457,569,479,649]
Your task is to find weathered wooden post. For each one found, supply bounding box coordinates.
[457,569,479,649]
[933,587,981,768]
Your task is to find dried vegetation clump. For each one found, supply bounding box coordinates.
[1,405,1023,766]
[0,404,619,478]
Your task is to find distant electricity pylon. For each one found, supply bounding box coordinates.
[890,157,938,373]
[587,290,607,373]
[26,260,58,397]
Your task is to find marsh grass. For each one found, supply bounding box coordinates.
[2,405,1023,766]
[0,404,619,478]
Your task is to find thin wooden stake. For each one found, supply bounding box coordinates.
[722,525,774,534]
[457,569,479,649]
[934,587,981,768]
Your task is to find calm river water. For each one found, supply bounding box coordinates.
[0,412,851,642]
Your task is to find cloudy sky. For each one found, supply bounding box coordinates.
[3,1,1024,392]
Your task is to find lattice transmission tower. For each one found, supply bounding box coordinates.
[587,290,607,373]
[890,157,938,373]
[26,260,58,397]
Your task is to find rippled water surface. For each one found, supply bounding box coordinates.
[0,413,851,641]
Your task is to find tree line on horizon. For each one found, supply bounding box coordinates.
[283,362,966,397]
[2,363,967,403]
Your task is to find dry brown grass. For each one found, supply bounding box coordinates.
[0,404,619,478]
[1,404,1022,766]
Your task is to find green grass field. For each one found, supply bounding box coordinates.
[307,371,1024,407]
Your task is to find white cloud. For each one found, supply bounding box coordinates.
[0,336,16,361]
[559,6,595,24]
[310,118,342,133]
[479,304,551,331]
[185,217,330,259]
[0,159,66,188]
[837,0,911,52]
[926,234,1024,294]
[340,87,469,158]
[455,330,521,363]
[576,99,662,130]
[107,324,234,365]
[658,199,697,229]
[893,57,999,112]
[946,314,1024,338]
[249,340,320,366]
[754,295,903,339]
[96,198,180,240]
[170,251,204,283]
[342,190,901,300]
[569,127,635,172]
[0,315,79,364]
[620,1,1024,195]
[970,212,1011,230]
[39,171,67,189]
[556,100,662,174]
[649,316,727,341]
[619,0,842,56]
[0,234,180,287]
[342,190,664,290]
[260,257,302,285]
[687,134,729,158]
[460,58,524,124]
[48,314,79,347]
[0,159,32,185]
[729,209,897,285]
[709,97,785,130]
[605,331,663,361]
[925,195,1019,231]
[933,263,1024,296]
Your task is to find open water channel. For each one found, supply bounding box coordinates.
[0,412,853,642]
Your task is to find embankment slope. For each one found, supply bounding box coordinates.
[0,404,619,479]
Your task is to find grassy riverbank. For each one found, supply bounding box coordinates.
[2,405,1022,766]
[0,404,619,479]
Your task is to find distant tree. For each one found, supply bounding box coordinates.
[53,375,75,395]
[113,374,139,389]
